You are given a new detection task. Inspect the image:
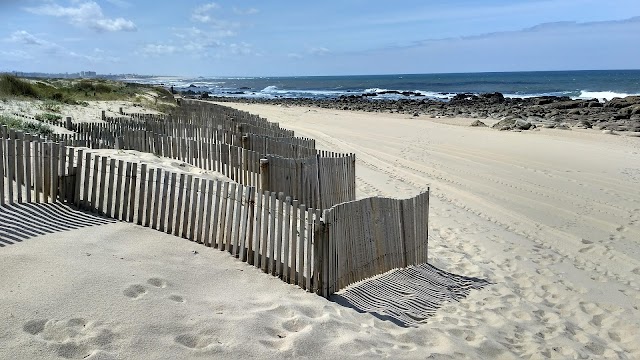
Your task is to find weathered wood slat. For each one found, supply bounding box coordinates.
[218,182,230,250]
[231,184,243,257]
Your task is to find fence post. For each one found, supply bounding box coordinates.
[399,199,408,268]
[65,116,73,130]
[0,136,4,206]
[73,149,84,208]
[260,158,269,191]
[313,218,323,295]
[315,154,323,210]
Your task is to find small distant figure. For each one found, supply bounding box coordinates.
[170,85,175,94]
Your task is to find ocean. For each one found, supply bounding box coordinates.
[124,70,640,101]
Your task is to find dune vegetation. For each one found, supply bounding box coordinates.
[0,74,174,106]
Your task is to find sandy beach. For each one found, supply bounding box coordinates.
[2,101,640,359]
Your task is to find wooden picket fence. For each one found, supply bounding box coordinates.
[70,150,326,293]
[1,99,429,297]
[0,127,77,206]
[318,192,430,296]
[261,153,356,210]
[46,105,356,210]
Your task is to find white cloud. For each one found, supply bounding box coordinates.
[9,30,50,46]
[229,42,255,56]
[6,30,119,63]
[190,3,240,30]
[192,3,219,23]
[25,1,136,32]
[105,0,132,8]
[7,30,63,52]
[141,44,178,56]
[308,47,330,56]
[288,53,303,59]
[0,50,35,61]
[173,26,235,40]
[233,7,259,15]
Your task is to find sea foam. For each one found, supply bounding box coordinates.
[577,90,640,101]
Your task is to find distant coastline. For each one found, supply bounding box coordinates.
[121,70,640,102]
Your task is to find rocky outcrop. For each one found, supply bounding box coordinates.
[191,92,640,133]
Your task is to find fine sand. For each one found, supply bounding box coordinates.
[1,101,640,359]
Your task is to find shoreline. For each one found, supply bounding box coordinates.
[196,93,640,133]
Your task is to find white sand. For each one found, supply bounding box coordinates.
[1,102,639,359]
[86,149,234,184]
[216,103,640,358]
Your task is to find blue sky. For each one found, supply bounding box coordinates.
[1,0,639,76]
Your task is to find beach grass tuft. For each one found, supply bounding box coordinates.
[0,75,39,98]
[0,114,54,136]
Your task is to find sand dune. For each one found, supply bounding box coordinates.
[2,102,639,359]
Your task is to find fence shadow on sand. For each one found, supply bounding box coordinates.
[0,202,116,247]
[331,263,492,327]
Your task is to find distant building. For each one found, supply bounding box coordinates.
[80,71,97,78]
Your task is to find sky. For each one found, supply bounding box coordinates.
[1,0,639,76]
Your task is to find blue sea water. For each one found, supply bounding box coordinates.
[124,70,640,101]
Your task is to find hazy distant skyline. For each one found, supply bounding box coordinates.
[1,1,639,76]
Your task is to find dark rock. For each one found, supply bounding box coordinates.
[547,100,587,109]
[574,120,592,129]
[470,120,487,127]
[200,93,640,133]
[605,96,640,108]
[491,118,532,131]
[480,92,505,103]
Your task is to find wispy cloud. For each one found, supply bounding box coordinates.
[339,16,640,74]
[141,44,178,56]
[308,47,330,56]
[229,42,258,56]
[104,0,132,8]
[233,7,259,15]
[191,3,219,23]
[190,3,240,31]
[0,49,35,61]
[408,16,640,47]
[6,30,118,63]
[7,30,63,52]
[25,1,136,32]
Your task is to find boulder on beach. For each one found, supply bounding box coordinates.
[470,120,487,127]
[573,120,592,129]
[491,118,532,131]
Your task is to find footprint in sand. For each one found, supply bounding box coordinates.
[23,318,117,359]
[125,278,185,303]
[281,318,310,333]
[147,277,168,288]
[123,284,147,299]
[168,295,185,303]
[23,319,48,335]
[174,333,216,349]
